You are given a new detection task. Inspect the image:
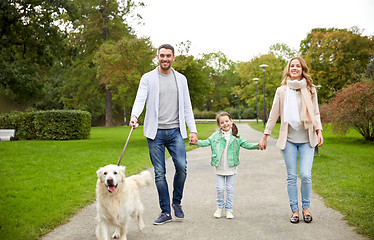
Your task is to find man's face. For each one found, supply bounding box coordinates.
[157,48,175,73]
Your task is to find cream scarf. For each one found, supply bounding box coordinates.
[284,78,314,130]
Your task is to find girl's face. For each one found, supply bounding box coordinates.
[289,59,303,80]
[218,115,233,132]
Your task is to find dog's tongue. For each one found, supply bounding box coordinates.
[108,186,116,193]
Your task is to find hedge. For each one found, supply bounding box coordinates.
[0,110,91,140]
[194,107,256,120]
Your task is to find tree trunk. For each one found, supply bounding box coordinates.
[105,88,113,127]
[103,0,112,127]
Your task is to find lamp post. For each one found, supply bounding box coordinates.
[259,64,268,126]
[124,108,127,125]
[252,78,259,123]
[235,95,241,122]
[316,85,322,104]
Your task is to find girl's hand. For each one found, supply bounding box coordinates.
[258,135,268,150]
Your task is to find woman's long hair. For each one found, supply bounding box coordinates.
[281,56,314,94]
[216,112,239,138]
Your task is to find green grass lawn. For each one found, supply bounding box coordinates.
[0,124,217,240]
[249,122,374,239]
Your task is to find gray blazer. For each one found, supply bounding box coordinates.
[131,67,197,140]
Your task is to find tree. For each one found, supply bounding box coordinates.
[0,0,73,103]
[300,27,374,100]
[62,0,145,125]
[236,54,286,119]
[269,43,298,60]
[172,54,211,109]
[200,52,240,112]
[93,37,155,124]
[366,56,374,80]
[321,79,374,141]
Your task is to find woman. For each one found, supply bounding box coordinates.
[258,56,323,224]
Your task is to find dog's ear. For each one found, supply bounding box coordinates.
[119,166,126,182]
[119,165,126,174]
[96,168,103,179]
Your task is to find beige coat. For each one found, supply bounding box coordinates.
[264,85,322,150]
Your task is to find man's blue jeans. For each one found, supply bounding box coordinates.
[281,141,315,212]
[147,128,187,215]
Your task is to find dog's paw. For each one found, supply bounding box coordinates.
[138,220,145,231]
[112,233,120,239]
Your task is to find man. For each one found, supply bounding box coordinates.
[129,44,197,225]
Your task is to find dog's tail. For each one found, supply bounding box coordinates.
[129,170,152,188]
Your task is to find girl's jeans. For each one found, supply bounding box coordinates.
[147,128,187,215]
[281,141,315,212]
[216,174,236,210]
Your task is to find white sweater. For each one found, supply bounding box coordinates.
[215,130,237,176]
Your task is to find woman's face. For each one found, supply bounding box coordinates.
[289,59,303,80]
[218,115,233,132]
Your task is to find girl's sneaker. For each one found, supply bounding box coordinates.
[226,210,234,219]
[214,208,223,218]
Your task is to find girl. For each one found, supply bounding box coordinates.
[258,56,323,224]
[195,112,258,219]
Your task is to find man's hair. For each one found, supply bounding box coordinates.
[158,44,174,55]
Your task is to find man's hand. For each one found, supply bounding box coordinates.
[189,132,197,145]
[129,115,138,129]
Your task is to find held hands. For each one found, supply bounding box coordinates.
[189,132,198,145]
[257,135,268,150]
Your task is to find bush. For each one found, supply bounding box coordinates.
[0,110,91,140]
[321,79,374,140]
[223,107,255,119]
[193,110,217,119]
[0,112,37,139]
[241,107,255,119]
[193,107,256,120]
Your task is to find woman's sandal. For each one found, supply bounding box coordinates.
[303,212,313,223]
[290,215,299,224]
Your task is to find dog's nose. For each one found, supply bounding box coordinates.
[107,178,114,185]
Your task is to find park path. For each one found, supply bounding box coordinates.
[42,124,366,240]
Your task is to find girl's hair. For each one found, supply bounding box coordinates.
[281,56,314,94]
[216,112,239,138]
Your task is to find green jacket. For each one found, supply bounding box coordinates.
[197,131,258,167]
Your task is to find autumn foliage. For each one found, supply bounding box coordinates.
[320,79,374,140]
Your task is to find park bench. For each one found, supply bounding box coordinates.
[0,129,15,141]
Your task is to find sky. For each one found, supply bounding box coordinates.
[132,0,374,62]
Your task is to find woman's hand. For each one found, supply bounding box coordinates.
[258,135,268,150]
[317,130,324,147]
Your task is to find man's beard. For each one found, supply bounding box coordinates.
[160,61,171,71]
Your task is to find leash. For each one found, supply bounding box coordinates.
[117,124,137,166]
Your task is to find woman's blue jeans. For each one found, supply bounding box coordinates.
[281,141,315,212]
[147,128,187,215]
[216,174,236,210]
